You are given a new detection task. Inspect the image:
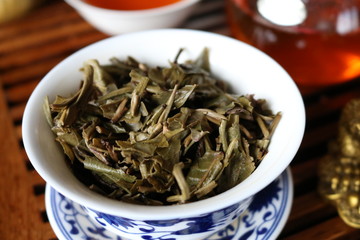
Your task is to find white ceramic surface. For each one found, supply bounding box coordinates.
[64,0,200,35]
[46,168,293,240]
[23,29,305,239]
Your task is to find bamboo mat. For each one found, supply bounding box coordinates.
[1,0,360,239]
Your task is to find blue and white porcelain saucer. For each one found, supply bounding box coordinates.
[45,168,293,240]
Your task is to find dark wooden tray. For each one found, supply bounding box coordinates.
[1,0,359,239]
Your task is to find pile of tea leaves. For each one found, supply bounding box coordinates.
[44,48,281,205]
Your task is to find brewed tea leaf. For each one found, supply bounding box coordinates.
[45,48,281,205]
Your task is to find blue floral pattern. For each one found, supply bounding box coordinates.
[46,168,292,240]
[84,198,250,240]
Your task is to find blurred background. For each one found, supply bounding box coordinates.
[1,0,360,239]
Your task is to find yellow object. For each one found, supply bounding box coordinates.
[0,0,44,24]
[319,99,360,229]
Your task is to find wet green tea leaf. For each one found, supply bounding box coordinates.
[45,48,281,205]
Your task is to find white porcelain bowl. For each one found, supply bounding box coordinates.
[22,29,305,240]
[64,0,200,35]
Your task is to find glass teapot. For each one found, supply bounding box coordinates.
[226,0,360,89]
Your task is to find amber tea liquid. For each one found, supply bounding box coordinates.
[226,0,360,88]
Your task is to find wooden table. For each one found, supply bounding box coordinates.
[1,0,360,239]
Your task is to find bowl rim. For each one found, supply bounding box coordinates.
[22,29,305,220]
[64,0,201,16]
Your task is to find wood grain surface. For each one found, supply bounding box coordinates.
[1,0,360,239]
